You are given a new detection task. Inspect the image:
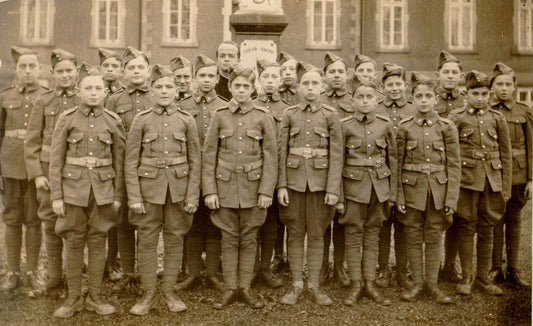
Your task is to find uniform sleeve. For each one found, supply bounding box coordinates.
[258,113,277,197]
[0,93,5,174]
[124,115,143,205]
[24,96,46,180]
[338,123,346,203]
[201,111,220,196]
[386,122,398,203]
[525,105,533,181]
[443,121,461,211]
[496,113,512,199]
[105,93,118,113]
[277,110,290,189]
[395,124,407,206]
[49,114,69,201]
[326,110,343,196]
[185,115,201,205]
[111,117,126,203]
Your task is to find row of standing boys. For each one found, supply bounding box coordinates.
[0,42,530,319]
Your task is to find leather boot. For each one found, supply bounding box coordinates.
[259,270,283,288]
[364,280,391,306]
[53,295,84,318]
[105,261,123,282]
[439,265,462,283]
[318,263,329,286]
[239,288,264,309]
[161,289,187,312]
[280,285,304,305]
[26,271,43,298]
[456,275,472,295]
[344,281,363,306]
[334,262,350,288]
[129,289,157,315]
[85,293,116,315]
[475,276,503,296]
[307,285,333,306]
[213,289,238,310]
[506,269,530,288]
[175,276,202,291]
[400,284,423,302]
[426,283,453,304]
[112,273,137,292]
[2,272,21,291]
[486,268,505,285]
[396,271,414,289]
[375,269,392,288]
[204,275,224,291]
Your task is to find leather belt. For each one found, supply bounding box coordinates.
[4,129,26,139]
[66,157,112,168]
[346,157,385,167]
[289,147,328,159]
[403,163,445,174]
[512,148,526,157]
[465,150,500,160]
[217,159,263,172]
[141,156,187,168]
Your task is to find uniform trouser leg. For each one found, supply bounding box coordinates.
[186,200,209,277]
[443,216,460,269]
[378,208,408,272]
[116,205,135,275]
[274,215,285,260]
[322,213,346,272]
[106,227,118,267]
[260,200,278,271]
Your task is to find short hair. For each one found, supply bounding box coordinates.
[228,67,255,85]
[216,41,241,59]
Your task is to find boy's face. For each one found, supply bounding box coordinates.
[123,56,150,86]
[229,76,254,104]
[354,62,377,84]
[298,71,322,102]
[412,84,436,114]
[280,59,297,86]
[53,60,77,89]
[437,62,462,90]
[466,86,490,109]
[323,60,347,90]
[78,76,107,107]
[492,75,516,102]
[173,66,192,93]
[217,43,239,72]
[383,75,406,101]
[196,66,218,93]
[15,54,40,86]
[259,66,281,94]
[151,76,177,107]
[100,57,121,83]
[353,86,377,114]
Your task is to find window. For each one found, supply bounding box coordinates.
[90,0,126,48]
[375,0,409,51]
[306,0,341,49]
[517,87,533,107]
[161,0,198,46]
[445,0,476,51]
[20,0,55,45]
[515,0,533,53]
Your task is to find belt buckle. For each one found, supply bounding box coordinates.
[375,159,383,167]
[86,159,97,168]
[235,165,244,172]
[302,148,313,159]
[473,150,485,159]
[421,164,431,174]
[156,159,167,168]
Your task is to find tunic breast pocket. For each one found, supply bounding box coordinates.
[98,133,113,156]
[67,132,84,157]
[3,98,22,127]
[459,128,475,144]
[219,129,234,153]
[172,132,187,154]
[507,116,526,142]
[142,132,158,156]
[289,127,300,147]
[44,106,60,135]
[345,138,362,157]
[117,104,133,129]
[375,138,387,156]
[406,140,418,160]
[314,126,329,148]
[246,129,263,155]
[433,141,446,162]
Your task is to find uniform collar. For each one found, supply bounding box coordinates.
[491,98,514,110]
[324,87,348,97]
[56,86,76,97]
[106,80,123,93]
[382,96,407,107]
[466,104,489,115]
[257,92,281,102]
[193,90,217,103]
[176,90,191,101]
[127,84,150,94]
[436,86,461,100]
[16,81,40,93]
[279,84,298,94]
[78,104,104,116]
[414,111,439,126]
[228,98,254,114]
[354,110,376,123]
[298,100,320,112]
[152,103,179,115]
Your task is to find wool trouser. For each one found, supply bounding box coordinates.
[274,213,286,261]
[378,206,408,272]
[56,191,117,298]
[340,191,388,282]
[106,227,118,269]
[257,194,279,271]
[492,184,528,271]
[279,189,334,286]
[322,212,345,270]
[185,199,221,277]
[211,206,266,289]
[131,193,193,292]
[402,190,452,286]
[116,205,136,275]
[455,182,505,280]
[2,177,41,272]
[443,214,460,270]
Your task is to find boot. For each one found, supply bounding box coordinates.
[105,261,123,282]
[239,288,264,309]
[363,280,391,306]
[85,293,116,315]
[280,285,304,305]
[400,284,423,302]
[426,283,453,304]
[307,285,333,306]
[26,271,43,298]
[344,281,363,306]
[334,262,350,288]
[175,276,202,291]
[2,272,21,291]
[53,296,84,318]
[486,268,505,285]
[456,276,472,295]
[161,289,187,312]
[439,265,462,283]
[506,268,530,288]
[129,289,157,316]
[375,269,392,288]
[396,270,414,289]
[45,277,65,292]
[270,256,285,274]
[112,273,137,292]
[213,289,238,310]
[475,276,503,296]
[259,270,283,288]
[204,275,224,291]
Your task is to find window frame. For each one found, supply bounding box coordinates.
[19,0,55,46]
[90,0,126,48]
[161,0,198,47]
[517,87,533,107]
[375,0,409,52]
[444,0,477,52]
[514,0,533,54]
[305,0,342,50]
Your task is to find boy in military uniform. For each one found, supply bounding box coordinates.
[488,63,532,287]
[203,66,277,309]
[106,46,154,291]
[214,41,240,101]
[349,53,379,95]
[170,55,193,102]
[278,52,300,106]
[252,58,287,289]
[25,49,80,296]
[448,70,512,296]
[277,62,342,306]
[397,73,461,304]
[375,63,415,290]
[50,64,125,318]
[338,82,396,306]
[176,55,226,292]
[126,65,200,315]
[434,51,465,119]
[1,46,48,294]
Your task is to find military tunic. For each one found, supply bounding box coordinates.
[320,87,354,119]
[278,84,300,107]
[434,86,465,118]
[104,80,125,106]
[106,85,154,133]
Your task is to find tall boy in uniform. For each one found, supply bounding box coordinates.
[318,52,352,287]
[176,54,226,292]
[448,70,512,296]
[106,46,154,291]
[349,54,379,96]
[277,62,342,306]
[277,52,300,106]
[375,63,415,290]
[214,41,240,101]
[25,49,80,296]
[1,46,48,293]
[170,55,193,102]
[126,65,200,315]
[338,82,396,307]
[50,64,125,318]
[397,73,460,304]
[487,63,532,287]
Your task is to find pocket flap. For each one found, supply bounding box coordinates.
[287,157,300,168]
[142,132,158,143]
[117,104,133,114]
[138,165,158,178]
[98,166,116,181]
[509,116,526,124]
[487,129,498,140]
[219,129,234,139]
[375,139,387,149]
[346,138,362,149]
[289,127,300,137]
[433,141,445,151]
[67,132,84,144]
[248,167,262,181]
[175,164,189,178]
[461,157,476,167]
[44,107,59,116]
[436,171,448,184]
[173,132,187,142]
[517,155,527,168]
[246,129,263,140]
[3,98,22,109]
[460,128,475,138]
[314,126,329,137]
[343,167,363,180]
[491,158,503,169]
[401,171,418,185]
[215,165,232,181]
[314,158,329,169]
[338,102,354,112]
[376,165,392,179]
[406,140,418,150]
[98,133,113,145]
[399,112,413,120]
[62,167,82,180]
